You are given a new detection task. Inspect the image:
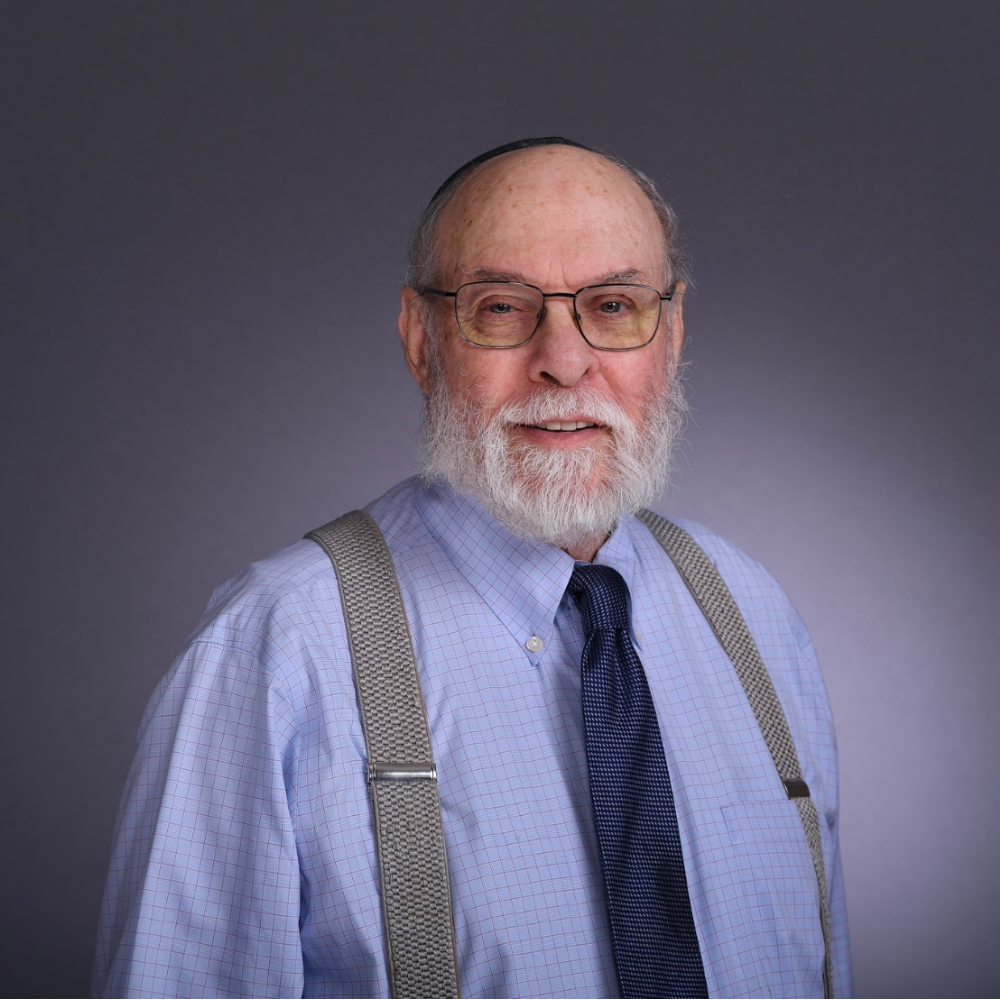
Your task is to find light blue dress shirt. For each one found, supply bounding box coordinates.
[94,477,851,999]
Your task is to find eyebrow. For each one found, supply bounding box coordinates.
[462,267,646,286]
[600,269,644,284]
[463,267,528,283]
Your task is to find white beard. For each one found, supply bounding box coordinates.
[419,346,687,551]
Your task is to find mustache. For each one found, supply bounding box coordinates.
[492,385,635,433]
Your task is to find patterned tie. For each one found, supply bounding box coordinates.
[568,564,708,999]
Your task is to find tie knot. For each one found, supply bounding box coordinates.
[568,564,631,633]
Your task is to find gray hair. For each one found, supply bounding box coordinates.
[405,148,690,294]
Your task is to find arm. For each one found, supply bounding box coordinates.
[789,611,853,999]
[93,636,304,999]
[827,814,853,998]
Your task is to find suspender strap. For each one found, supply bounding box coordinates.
[306,510,460,1000]
[309,507,831,997]
[637,509,834,998]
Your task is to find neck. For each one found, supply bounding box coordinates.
[562,534,606,563]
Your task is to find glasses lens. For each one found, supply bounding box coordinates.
[455,283,543,347]
[576,284,661,349]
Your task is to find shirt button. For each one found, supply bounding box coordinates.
[526,635,544,653]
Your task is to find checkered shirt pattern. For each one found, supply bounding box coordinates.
[94,476,852,999]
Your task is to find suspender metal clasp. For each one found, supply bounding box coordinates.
[370,761,438,782]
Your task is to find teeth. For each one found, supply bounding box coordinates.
[537,421,596,431]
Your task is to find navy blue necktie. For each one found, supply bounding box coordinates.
[569,564,708,999]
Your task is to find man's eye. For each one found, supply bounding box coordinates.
[594,298,637,315]
[479,297,535,317]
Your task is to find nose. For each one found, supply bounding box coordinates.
[526,295,599,386]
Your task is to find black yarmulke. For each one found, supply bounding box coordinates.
[429,136,592,204]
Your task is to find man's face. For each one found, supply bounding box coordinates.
[398,145,686,554]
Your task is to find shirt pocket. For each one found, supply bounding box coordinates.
[721,800,825,987]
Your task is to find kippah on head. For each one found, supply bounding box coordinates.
[407,135,688,293]
[430,136,593,204]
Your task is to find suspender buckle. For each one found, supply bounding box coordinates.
[370,761,438,782]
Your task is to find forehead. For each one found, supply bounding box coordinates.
[435,147,664,284]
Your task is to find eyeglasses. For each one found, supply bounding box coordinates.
[421,281,674,351]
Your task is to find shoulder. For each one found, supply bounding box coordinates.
[185,538,342,657]
[182,478,430,660]
[643,514,812,646]
[664,515,789,599]
[635,512,826,711]
[637,513,838,798]
[142,524,360,743]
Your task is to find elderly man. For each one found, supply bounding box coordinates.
[95,138,851,999]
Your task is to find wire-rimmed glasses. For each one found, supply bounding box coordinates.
[421,281,674,350]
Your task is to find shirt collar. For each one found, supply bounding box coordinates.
[414,478,642,656]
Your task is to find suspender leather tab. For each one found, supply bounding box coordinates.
[784,778,811,799]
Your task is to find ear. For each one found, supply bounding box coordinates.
[398,286,432,394]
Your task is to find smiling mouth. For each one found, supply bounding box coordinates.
[527,420,600,432]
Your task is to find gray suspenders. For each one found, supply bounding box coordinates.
[306,508,833,999]
[636,510,833,999]
[306,511,460,1000]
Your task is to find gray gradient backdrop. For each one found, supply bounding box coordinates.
[2,3,998,998]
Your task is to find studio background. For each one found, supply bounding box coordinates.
[2,3,997,997]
